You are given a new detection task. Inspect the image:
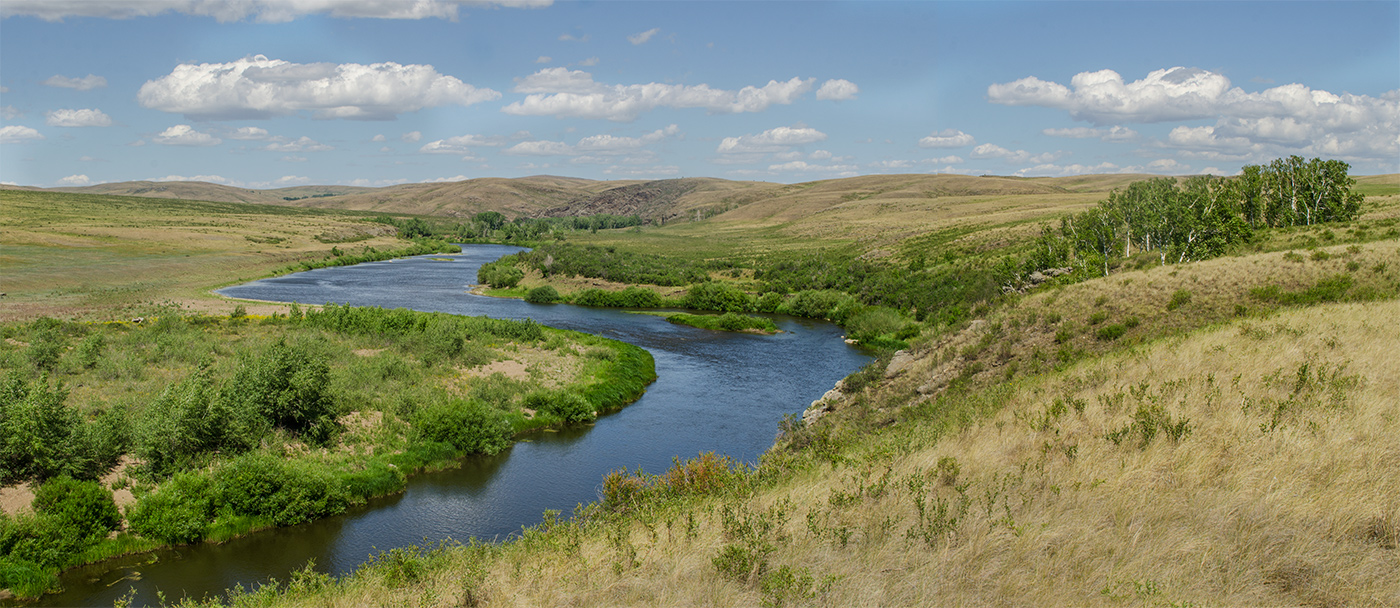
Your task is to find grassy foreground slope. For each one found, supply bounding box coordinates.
[0,190,450,322]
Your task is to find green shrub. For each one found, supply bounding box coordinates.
[572,287,665,308]
[525,285,560,304]
[0,372,112,483]
[127,471,216,544]
[523,390,595,424]
[225,341,337,442]
[478,261,524,289]
[31,476,121,543]
[846,307,907,340]
[72,334,104,370]
[0,554,56,599]
[682,282,753,313]
[136,367,246,477]
[1095,324,1127,341]
[413,399,512,455]
[1166,290,1192,311]
[753,292,785,313]
[1088,311,1109,325]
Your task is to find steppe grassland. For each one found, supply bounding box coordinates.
[0,190,405,322]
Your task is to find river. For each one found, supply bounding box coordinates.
[34,244,871,607]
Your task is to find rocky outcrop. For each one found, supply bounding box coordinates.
[802,380,846,425]
[1003,267,1073,294]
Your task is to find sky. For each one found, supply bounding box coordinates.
[0,0,1396,189]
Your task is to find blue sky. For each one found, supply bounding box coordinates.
[1,1,1396,188]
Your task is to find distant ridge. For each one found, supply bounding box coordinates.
[17,173,1397,225]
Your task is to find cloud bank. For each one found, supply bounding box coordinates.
[504,68,814,121]
[2,1,551,23]
[138,55,500,120]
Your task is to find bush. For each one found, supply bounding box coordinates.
[845,307,907,341]
[127,471,216,544]
[525,285,559,304]
[225,341,337,442]
[572,287,664,308]
[523,390,595,424]
[413,399,512,455]
[478,261,524,289]
[0,372,114,483]
[1166,290,1193,311]
[1095,324,1127,341]
[682,282,753,313]
[31,476,121,543]
[784,290,852,320]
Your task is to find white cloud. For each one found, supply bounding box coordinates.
[990,66,1399,162]
[1198,166,1228,176]
[138,55,500,120]
[577,56,599,67]
[628,27,660,45]
[1042,125,1138,141]
[504,125,680,156]
[152,124,221,146]
[971,143,1065,164]
[280,155,307,162]
[535,56,552,64]
[808,150,832,160]
[1146,158,1190,173]
[2,105,23,120]
[44,108,113,127]
[379,146,392,153]
[419,133,509,154]
[767,161,859,176]
[275,175,310,185]
[57,174,90,186]
[372,134,387,142]
[229,126,270,140]
[263,136,331,152]
[918,129,974,148]
[150,174,231,184]
[42,74,106,91]
[815,79,858,101]
[603,165,680,177]
[1012,162,1123,177]
[504,68,813,121]
[2,1,552,23]
[0,125,44,143]
[401,131,422,143]
[717,125,826,154]
[426,175,471,183]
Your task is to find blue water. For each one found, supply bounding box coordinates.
[38,244,870,607]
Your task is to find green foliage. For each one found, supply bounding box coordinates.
[126,471,216,544]
[524,285,560,303]
[572,287,666,308]
[513,243,713,286]
[666,312,778,334]
[1105,403,1191,449]
[1166,290,1193,311]
[0,372,118,483]
[73,333,105,369]
[31,476,122,543]
[226,341,336,441]
[1250,274,1362,307]
[1095,324,1128,341]
[413,399,512,454]
[212,453,349,526]
[682,282,753,312]
[0,554,56,599]
[276,239,460,276]
[477,260,525,289]
[522,390,595,424]
[136,366,243,477]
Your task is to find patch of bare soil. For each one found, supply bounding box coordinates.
[0,482,34,516]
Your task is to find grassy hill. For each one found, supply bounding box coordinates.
[0,190,440,322]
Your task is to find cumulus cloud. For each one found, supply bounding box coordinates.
[263,136,331,152]
[0,125,44,143]
[767,161,859,176]
[42,74,106,90]
[371,134,387,142]
[504,124,680,156]
[275,175,310,185]
[426,175,471,183]
[401,131,422,143]
[57,174,90,186]
[577,56,599,67]
[45,108,113,127]
[504,68,813,121]
[138,55,500,120]
[152,124,221,146]
[971,143,1065,164]
[536,56,552,64]
[2,1,552,23]
[1012,162,1124,177]
[150,174,231,184]
[1146,158,1190,173]
[229,126,270,140]
[717,125,826,154]
[990,66,1399,162]
[628,27,659,45]
[815,79,858,101]
[918,129,974,148]
[1042,125,1137,141]
[419,133,509,154]
[1,105,21,120]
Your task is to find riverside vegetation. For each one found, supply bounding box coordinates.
[123,160,1400,607]
[0,305,654,598]
[0,160,1395,605]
